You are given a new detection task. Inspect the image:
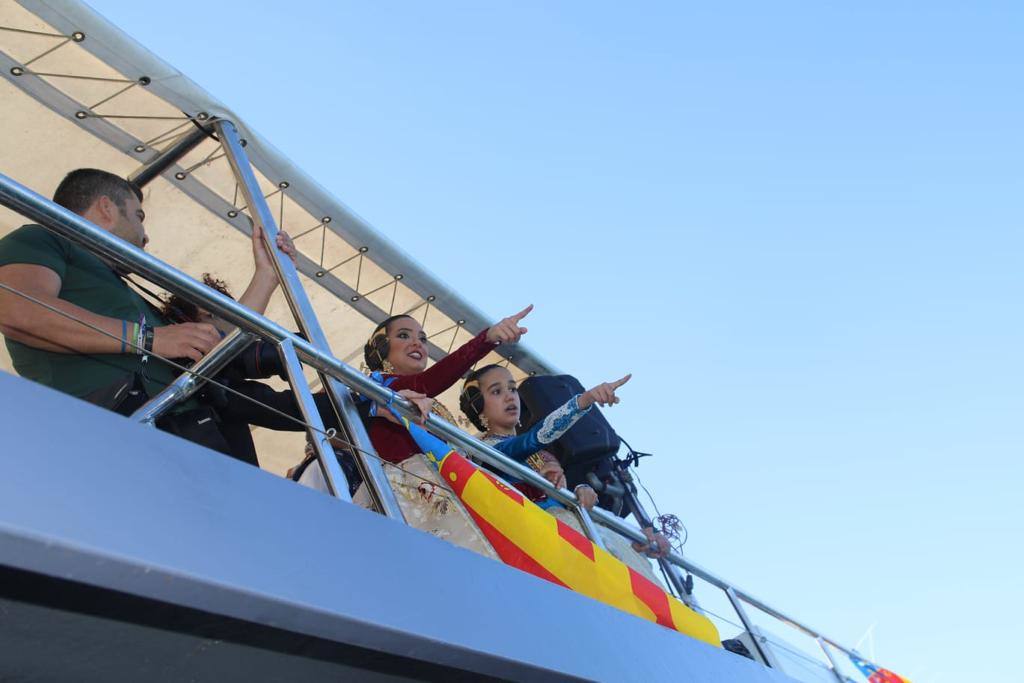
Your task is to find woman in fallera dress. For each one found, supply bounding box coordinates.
[355,305,533,557]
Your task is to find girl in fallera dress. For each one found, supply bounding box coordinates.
[459,364,669,581]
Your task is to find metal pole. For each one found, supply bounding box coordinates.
[725,587,774,667]
[728,583,855,662]
[128,123,213,188]
[0,171,881,671]
[575,506,607,550]
[816,637,848,683]
[131,329,252,424]
[277,338,351,501]
[663,563,698,608]
[213,120,402,519]
[618,472,697,604]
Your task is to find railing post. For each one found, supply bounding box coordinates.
[817,637,849,683]
[277,338,351,501]
[725,587,774,667]
[662,562,699,608]
[214,119,403,519]
[132,329,252,424]
[575,505,607,549]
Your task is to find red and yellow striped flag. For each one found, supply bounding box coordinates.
[393,409,719,646]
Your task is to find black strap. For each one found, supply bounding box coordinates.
[118,273,180,318]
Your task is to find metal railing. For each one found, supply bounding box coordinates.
[213,118,401,512]
[131,328,252,425]
[0,167,882,681]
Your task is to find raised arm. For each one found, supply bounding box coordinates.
[492,374,632,461]
[491,394,591,462]
[237,225,296,315]
[389,329,493,396]
[390,304,533,396]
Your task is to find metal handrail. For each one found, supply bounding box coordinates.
[0,170,876,670]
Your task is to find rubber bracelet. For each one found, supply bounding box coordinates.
[138,314,147,352]
[143,325,155,354]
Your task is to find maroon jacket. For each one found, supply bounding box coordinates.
[368,329,497,463]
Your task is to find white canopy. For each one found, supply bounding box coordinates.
[1,0,554,472]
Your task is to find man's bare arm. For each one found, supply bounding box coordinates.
[0,263,221,361]
[0,263,125,353]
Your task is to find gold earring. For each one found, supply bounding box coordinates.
[382,359,395,374]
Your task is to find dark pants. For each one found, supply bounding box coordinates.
[85,373,236,462]
[214,380,341,468]
[86,373,346,470]
[155,407,234,459]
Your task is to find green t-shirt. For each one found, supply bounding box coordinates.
[0,224,182,400]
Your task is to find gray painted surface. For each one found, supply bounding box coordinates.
[0,372,797,683]
[0,596,444,683]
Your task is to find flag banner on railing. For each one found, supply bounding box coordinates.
[849,653,911,683]
[383,407,720,647]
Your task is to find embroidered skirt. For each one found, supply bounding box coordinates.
[353,453,498,560]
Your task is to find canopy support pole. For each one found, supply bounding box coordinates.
[277,337,351,501]
[128,123,213,188]
[213,119,403,519]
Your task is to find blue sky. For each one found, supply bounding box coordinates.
[87,2,1023,680]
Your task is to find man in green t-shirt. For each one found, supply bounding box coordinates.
[0,168,294,456]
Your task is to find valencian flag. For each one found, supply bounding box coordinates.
[384,406,720,647]
[849,653,912,683]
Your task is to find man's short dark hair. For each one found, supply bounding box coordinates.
[52,168,143,215]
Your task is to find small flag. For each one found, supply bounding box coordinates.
[849,653,911,683]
